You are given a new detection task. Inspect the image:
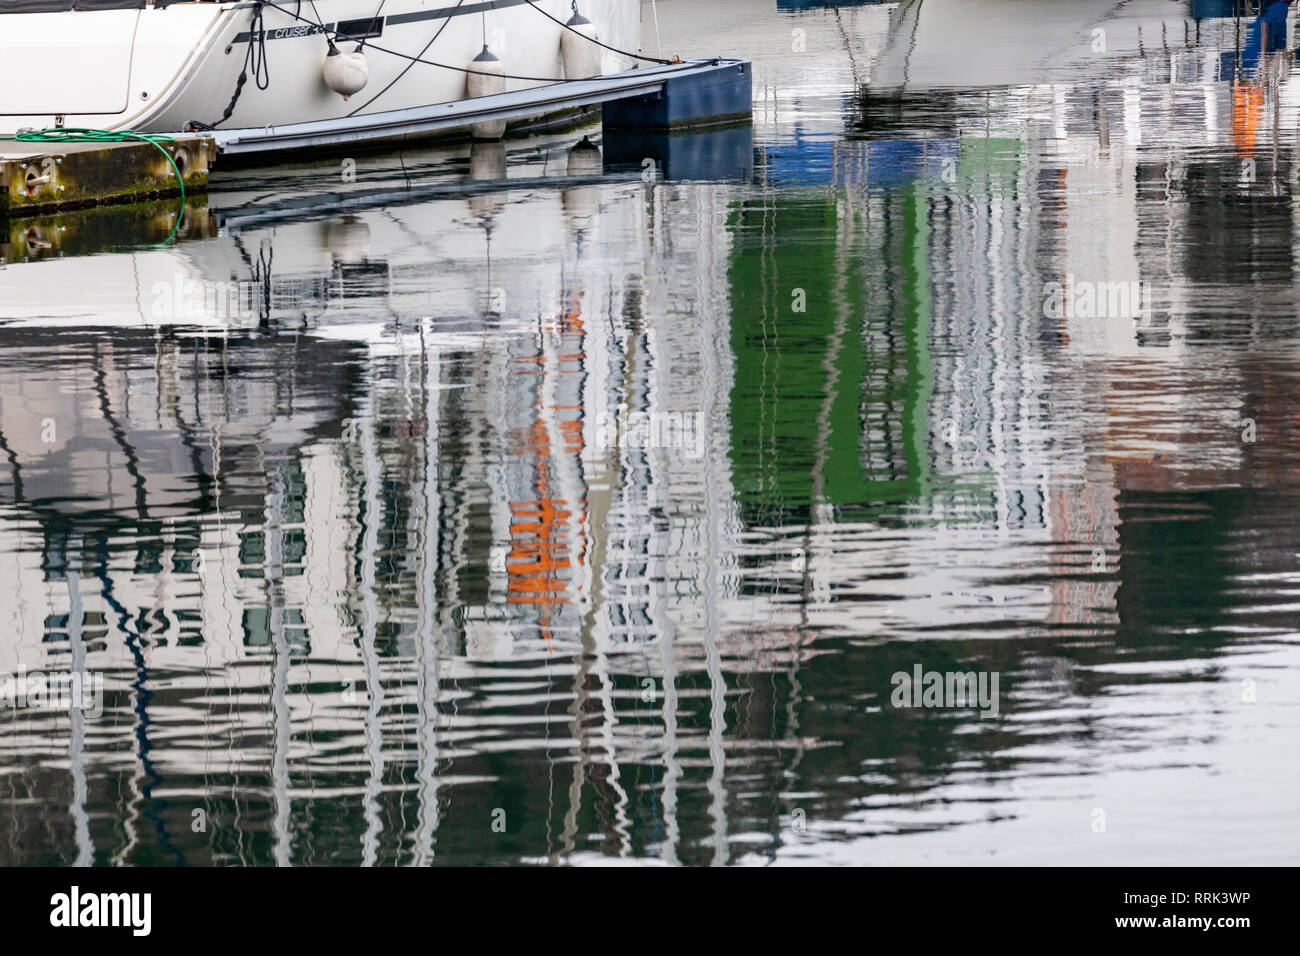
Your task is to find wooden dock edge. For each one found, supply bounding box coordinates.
[0,135,213,220]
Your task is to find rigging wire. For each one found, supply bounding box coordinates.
[263,0,675,82]
[198,0,688,127]
[259,0,564,82]
[347,0,468,116]
[367,0,391,38]
[522,0,673,65]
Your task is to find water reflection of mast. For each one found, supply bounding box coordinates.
[357,390,385,866]
[267,465,293,866]
[553,159,600,857]
[652,189,685,864]
[412,320,443,866]
[659,603,682,865]
[557,283,633,849]
[67,545,93,866]
[196,331,225,866]
[89,341,176,864]
[695,187,732,867]
[705,499,728,866]
[578,304,622,853]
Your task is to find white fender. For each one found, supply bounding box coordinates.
[322,44,369,100]
[561,12,602,81]
[467,45,507,140]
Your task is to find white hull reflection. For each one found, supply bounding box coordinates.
[873,0,1246,91]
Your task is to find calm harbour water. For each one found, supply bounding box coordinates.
[1,0,1299,865]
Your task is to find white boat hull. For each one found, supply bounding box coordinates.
[0,0,642,136]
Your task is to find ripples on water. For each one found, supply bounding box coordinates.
[1,0,1298,865]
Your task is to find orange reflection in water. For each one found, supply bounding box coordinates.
[506,295,590,635]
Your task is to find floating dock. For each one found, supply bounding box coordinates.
[0,58,749,219]
[0,135,212,219]
[210,58,752,156]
